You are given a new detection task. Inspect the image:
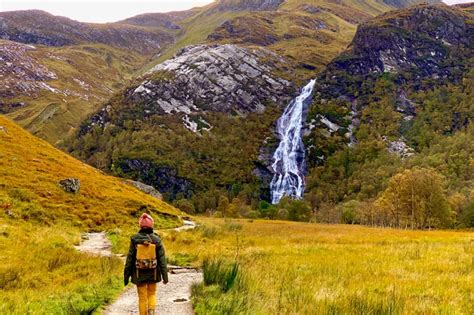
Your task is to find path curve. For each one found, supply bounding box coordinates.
[75,221,202,315]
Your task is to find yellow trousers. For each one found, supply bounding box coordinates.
[137,282,157,315]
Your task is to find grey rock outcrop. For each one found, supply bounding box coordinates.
[128,44,295,116]
[81,44,296,135]
[125,180,163,200]
[59,178,80,194]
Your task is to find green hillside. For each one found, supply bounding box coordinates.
[303,4,474,226]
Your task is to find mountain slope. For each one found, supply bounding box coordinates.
[153,0,441,75]
[69,3,472,218]
[68,44,297,203]
[0,115,181,228]
[301,3,473,217]
[0,40,147,143]
[0,10,175,54]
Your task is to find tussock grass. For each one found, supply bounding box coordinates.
[164,218,474,314]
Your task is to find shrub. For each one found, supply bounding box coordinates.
[175,199,195,214]
[459,202,474,228]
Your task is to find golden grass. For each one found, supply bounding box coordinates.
[0,223,123,314]
[0,115,181,229]
[162,218,474,314]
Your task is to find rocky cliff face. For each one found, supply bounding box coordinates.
[133,44,294,115]
[319,4,472,98]
[0,10,174,54]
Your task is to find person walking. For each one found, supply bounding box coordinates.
[124,213,168,315]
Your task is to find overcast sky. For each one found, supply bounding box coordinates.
[0,0,471,23]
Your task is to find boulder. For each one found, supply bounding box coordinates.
[125,179,163,200]
[58,178,80,193]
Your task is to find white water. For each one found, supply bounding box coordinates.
[270,79,316,204]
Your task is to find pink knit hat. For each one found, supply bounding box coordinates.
[139,213,154,228]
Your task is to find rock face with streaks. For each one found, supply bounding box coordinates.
[319,4,472,98]
[129,44,294,116]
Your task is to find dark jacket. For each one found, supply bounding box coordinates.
[124,228,168,284]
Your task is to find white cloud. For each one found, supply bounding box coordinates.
[0,0,215,23]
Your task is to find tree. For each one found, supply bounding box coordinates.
[278,197,312,222]
[175,199,195,214]
[217,195,230,217]
[376,168,452,229]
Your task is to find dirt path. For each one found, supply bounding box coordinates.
[75,232,113,257]
[75,222,202,315]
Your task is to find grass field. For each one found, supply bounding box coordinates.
[157,218,474,314]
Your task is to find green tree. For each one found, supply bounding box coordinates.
[175,199,195,214]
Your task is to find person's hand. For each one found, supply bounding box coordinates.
[124,276,130,286]
[163,279,168,285]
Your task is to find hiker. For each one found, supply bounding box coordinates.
[124,213,168,315]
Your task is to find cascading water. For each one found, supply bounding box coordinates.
[270,79,316,204]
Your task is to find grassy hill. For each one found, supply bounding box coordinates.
[0,115,181,228]
[0,115,181,313]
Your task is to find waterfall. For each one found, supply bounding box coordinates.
[270,79,316,204]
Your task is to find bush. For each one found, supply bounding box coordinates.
[175,199,195,214]
[459,202,474,228]
[340,200,361,224]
